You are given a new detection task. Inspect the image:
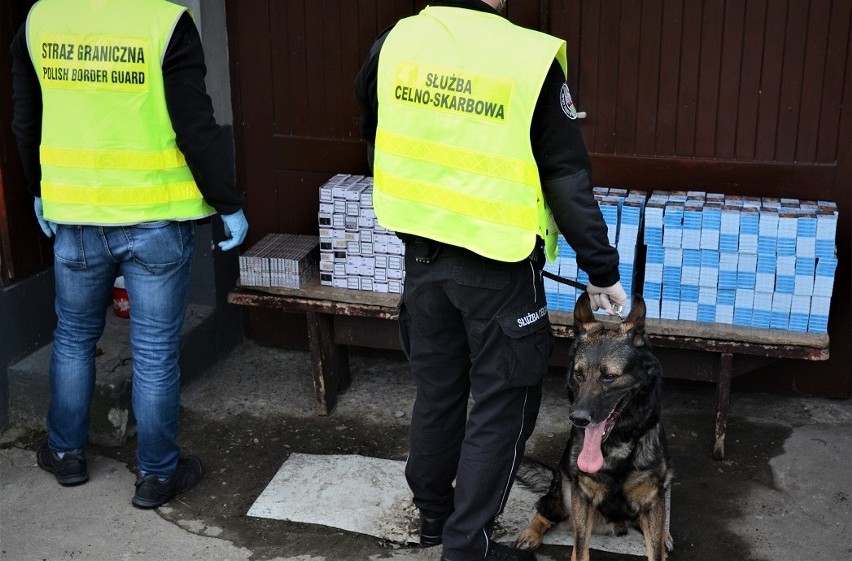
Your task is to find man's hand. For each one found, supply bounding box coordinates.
[218,209,248,251]
[586,280,627,316]
[33,197,58,238]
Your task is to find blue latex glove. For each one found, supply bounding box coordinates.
[218,209,248,251]
[33,197,58,238]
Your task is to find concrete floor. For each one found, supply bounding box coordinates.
[2,340,851,561]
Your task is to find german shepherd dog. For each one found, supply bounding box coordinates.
[515,293,673,561]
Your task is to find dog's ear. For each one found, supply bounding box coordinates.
[565,357,576,400]
[573,292,599,334]
[619,294,650,347]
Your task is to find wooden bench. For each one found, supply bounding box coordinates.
[228,277,830,460]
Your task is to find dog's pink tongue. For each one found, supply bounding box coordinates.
[578,422,606,473]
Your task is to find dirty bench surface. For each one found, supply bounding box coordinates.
[228,277,829,459]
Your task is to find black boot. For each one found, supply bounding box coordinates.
[443,541,537,561]
[419,511,448,547]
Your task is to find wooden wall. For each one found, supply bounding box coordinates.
[551,0,850,195]
[225,0,851,396]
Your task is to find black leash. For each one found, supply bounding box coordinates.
[541,269,587,291]
[540,270,625,320]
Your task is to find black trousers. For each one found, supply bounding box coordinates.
[399,241,554,561]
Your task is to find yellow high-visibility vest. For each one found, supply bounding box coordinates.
[375,6,567,262]
[26,0,215,225]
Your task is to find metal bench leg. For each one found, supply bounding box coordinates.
[306,311,351,415]
[713,352,733,460]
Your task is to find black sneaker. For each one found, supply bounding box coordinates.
[443,541,537,561]
[36,439,88,486]
[131,455,204,509]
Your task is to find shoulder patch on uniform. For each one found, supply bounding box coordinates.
[560,83,578,119]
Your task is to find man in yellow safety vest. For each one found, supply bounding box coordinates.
[11,0,248,509]
[356,1,626,560]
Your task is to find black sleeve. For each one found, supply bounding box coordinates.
[10,24,42,197]
[531,61,620,287]
[354,27,393,169]
[354,39,380,144]
[163,13,244,215]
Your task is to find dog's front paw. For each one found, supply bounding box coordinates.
[515,527,543,550]
[515,513,554,550]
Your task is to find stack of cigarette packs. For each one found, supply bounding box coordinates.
[317,174,405,294]
[642,192,837,333]
[239,233,319,289]
[312,175,839,333]
[543,188,646,316]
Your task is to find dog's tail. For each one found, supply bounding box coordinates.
[514,457,556,495]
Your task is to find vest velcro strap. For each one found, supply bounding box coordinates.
[42,181,202,205]
[374,169,537,230]
[40,146,188,170]
[376,129,539,186]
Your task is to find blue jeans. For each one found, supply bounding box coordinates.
[48,221,194,477]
